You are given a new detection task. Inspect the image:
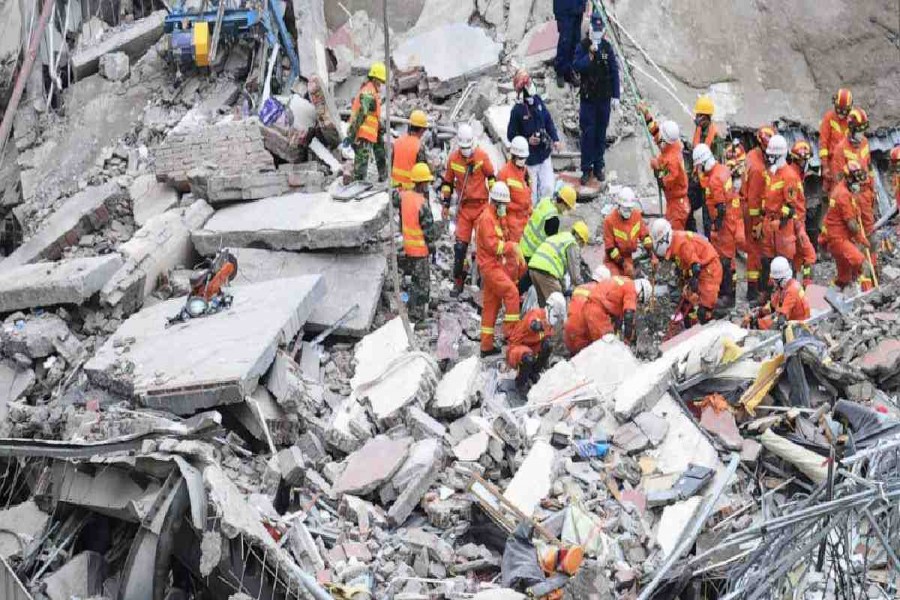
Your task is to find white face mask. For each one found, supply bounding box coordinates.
[460,147,473,158]
[733,177,743,192]
[619,207,632,220]
[496,204,507,217]
[850,181,861,193]
[514,157,526,167]
[525,96,535,105]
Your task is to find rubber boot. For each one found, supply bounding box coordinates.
[451,241,468,297]
[532,339,553,383]
[759,257,772,303]
[716,258,735,309]
[746,281,759,305]
[516,354,536,391]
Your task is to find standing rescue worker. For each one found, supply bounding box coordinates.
[818,88,853,195]
[528,222,591,306]
[744,256,810,330]
[694,143,744,308]
[442,123,497,296]
[650,120,690,230]
[508,70,561,202]
[498,136,533,242]
[760,135,802,297]
[507,293,567,391]
[743,126,775,302]
[688,96,725,231]
[650,219,722,326]
[553,0,587,87]
[786,140,817,286]
[574,22,620,185]
[391,110,430,189]
[344,62,387,182]
[566,275,651,354]
[602,187,653,278]
[822,161,870,292]
[476,182,524,357]
[395,163,440,320]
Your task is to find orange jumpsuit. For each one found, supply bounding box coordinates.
[667,231,723,311]
[756,279,810,329]
[822,180,867,288]
[831,137,876,275]
[498,161,533,242]
[476,206,523,352]
[786,163,817,284]
[442,147,496,244]
[563,282,601,355]
[650,141,690,230]
[762,165,803,261]
[603,210,652,277]
[507,308,554,368]
[818,109,850,194]
[701,163,744,260]
[743,148,767,288]
[580,276,637,347]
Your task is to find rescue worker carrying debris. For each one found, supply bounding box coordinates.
[694,143,744,308]
[651,219,722,326]
[760,134,804,298]
[602,187,654,278]
[507,69,561,202]
[442,123,497,297]
[650,120,690,230]
[786,140,818,286]
[344,62,387,182]
[565,274,651,354]
[476,182,525,357]
[507,292,567,391]
[395,163,440,321]
[818,88,853,195]
[391,110,430,189]
[743,256,810,330]
[527,221,591,306]
[687,96,724,231]
[498,136,533,242]
[743,126,775,302]
[821,161,871,293]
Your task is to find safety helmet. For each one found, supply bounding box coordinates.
[410,162,433,183]
[756,125,776,149]
[616,187,638,218]
[660,120,680,144]
[510,136,530,158]
[770,256,792,285]
[833,88,853,116]
[847,107,869,133]
[844,160,868,184]
[457,123,474,150]
[766,135,788,171]
[694,95,715,117]
[409,110,428,129]
[368,62,387,83]
[490,181,511,204]
[725,141,746,164]
[634,278,653,304]
[546,292,568,329]
[891,146,900,164]
[513,69,532,93]
[592,265,611,282]
[555,184,577,210]
[572,221,591,244]
[692,143,715,172]
[650,219,673,257]
[789,140,812,163]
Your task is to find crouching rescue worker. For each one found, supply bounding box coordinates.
[651,219,722,326]
[527,221,591,306]
[396,163,440,320]
[518,185,578,293]
[821,161,871,293]
[603,187,654,278]
[565,273,651,355]
[507,292,567,391]
[563,265,610,354]
[743,256,810,330]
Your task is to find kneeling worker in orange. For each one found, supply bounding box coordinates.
[476,182,525,357]
[650,219,722,326]
[563,265,611,355]
[822,161,871,292]
[603,186,653,278]
[567,275,652,355]
[744,256,810,330]
[498,136,533,242]
[507,292,567,391]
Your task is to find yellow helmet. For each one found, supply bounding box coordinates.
[555,185,577,210]
[572,221,590,244]
[368,61,387,83]
[410,162,433,183]
[409,109,428,128]
[693,95,714,117]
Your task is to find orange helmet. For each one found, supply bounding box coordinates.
[513,69,532,92]
[756,125,776,149]
[891,146,900,164]
[844,159,868,183]
[789,140,812,163]
[833,88,853,116]
[847,107,869,133]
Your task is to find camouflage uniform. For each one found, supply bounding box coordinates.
[349,93,387,182]
[393,190,439,320]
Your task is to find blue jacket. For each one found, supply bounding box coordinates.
[574,37,620,102]
[507,95,560,166]
[554,0,587,17]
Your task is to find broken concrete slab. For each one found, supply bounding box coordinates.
[192,191,390,254]
[1,313,82,361]
[98,51,129,81]
[612,422,649,455]
[505,0,535,46]
[634,412,670,446]
[71,11,165,78]
[189,169,291,205]
[614,357,672,421]
[128,174,179,226]
[527,361,586,406]
[655,497,703,558]
[292,0,342,143]
[276,446,306,485]
[503,440,556,518]
[0,364,34,421]
[265,350,314,414]
[484,105,512,146]
[514,20,559,69]
[226,248,386,336]
[858,339,900,378]
[700,406,743,450]
[651,395,722,476]
[359,352,440,430]
[351,317,410,388]
[0,500,49,559]
[43,551,105,600]
[571,337,642,392]
[85,276,324,414]
[387,438,443,525]
[431,356,480,418]
[406,405,448,441]
[332,435,411,496]
[393,22,501,85]
[2,183,123,268]
[0,255,122,312]
[325,396,374,454]
[453,430,489,462]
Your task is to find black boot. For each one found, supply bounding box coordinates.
[746,281,759,304]
[516,355,536,391]
[717,258,735,309]
[451,241,468,298]
[759,258,772,303]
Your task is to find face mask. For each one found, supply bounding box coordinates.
[850,131,863,144]
[460,147,473,158]
[514,157,526,168]
[496,204,507,217]
[591,33,603,48]
[619,207,632,220]
[849,182,861,193]
[733,177,743,192]
[525,96,535,105]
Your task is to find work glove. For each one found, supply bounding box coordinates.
[611,98,621,111]
[780,204,794,227]
[714,203,726,231]
[530,319,545,333]
[622,310,635,343]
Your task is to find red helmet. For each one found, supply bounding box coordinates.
[891,146,900,164]
[833,88,853,116]
[789,140,812,162]
[847,107,869,133]
[756,126,776,149]
[513,69,531,92]
[844,159,868,183]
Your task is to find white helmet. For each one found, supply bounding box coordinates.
[490,181,511,204]
[457,123,475,153]
[546,292,568,328]
[770,256,792,286]
[634,278,653,304]
[660,120,680,144]
[510,136,530,159]
[592,265,612,282]
[692,143,715,172]
[766,135,788,172]
[650,218,673,257]
[616,187,638,218]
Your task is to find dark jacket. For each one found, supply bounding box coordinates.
[574,37,620,102]
[507,95,560,166]
[554,0,587,16]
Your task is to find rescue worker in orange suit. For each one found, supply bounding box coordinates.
[507,293,567,391]
[688,96,725,232]
[498,136,533,242]
[650,219,722,326]
[476,182,524,357]
[786,140,818,286]
[395,163,440,320]
[391,110,430,190]
[343,62,387,182]
[818,88,853,195]
[566,274,652,355]
[693,143,744,308]
[831,108,876,288]
[603,187,654,278]
[744,256,810,330]
[563,265,610,355]
[822,161,870,293]
[651,120,690,230]
[442,123,497,296]
[759,134,803,299]
[743,126,775,302]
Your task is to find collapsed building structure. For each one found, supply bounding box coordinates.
[0,0,898,598]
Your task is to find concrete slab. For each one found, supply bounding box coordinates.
[128,174,179,226]
[656,497,702,558]
[0,500,49,559]
[484,105,513,145]
[394,23,501,82]
[528,360,587,406]
[351,317,410,389]
[572,337,642,393]
[514,20,558,69]
[191,191,390,254]
[650,395,721,476]
[859,339,900,377]
[0,364,34,422]
[0,255,122,312]
[503,440,556,518]
[43,551,105,600]
[226,248,386,337]
[505,0,535,49]
[453,431,489,461]
[614,357,672,420]
[85,276,325,414]
[332,435,411,496]
[359,353,440,430]
[70,11,165,78]
[700,406,743,450]
[387,438,443,525]
[431,356,480,418]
